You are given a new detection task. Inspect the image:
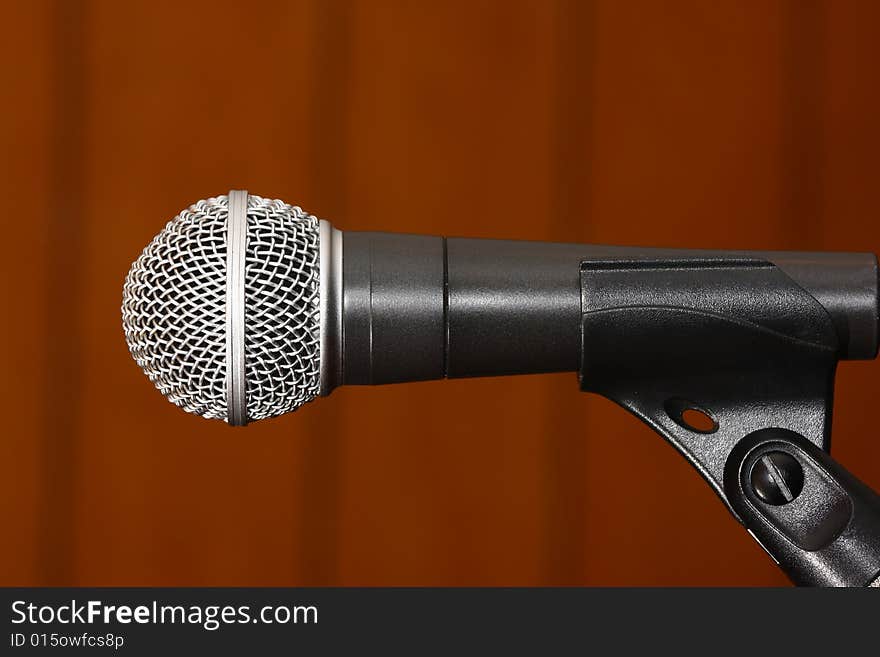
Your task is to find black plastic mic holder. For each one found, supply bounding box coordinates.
[579,257,880,586]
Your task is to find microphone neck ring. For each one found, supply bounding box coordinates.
[319,220,343,395]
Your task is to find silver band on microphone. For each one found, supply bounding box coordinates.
[319,219,343,395]
[226,190,248,425]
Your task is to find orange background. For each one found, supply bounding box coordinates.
[2,0,879,586]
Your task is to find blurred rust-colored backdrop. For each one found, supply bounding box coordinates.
[2,0,879,586]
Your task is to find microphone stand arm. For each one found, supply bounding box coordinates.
[579,257,880,586]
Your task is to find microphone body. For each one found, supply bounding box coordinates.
[122,193,879,423]
[326,229,879,392]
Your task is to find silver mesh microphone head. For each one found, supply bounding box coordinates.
[122,192,324,424]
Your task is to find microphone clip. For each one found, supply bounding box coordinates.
[579,257,880,586]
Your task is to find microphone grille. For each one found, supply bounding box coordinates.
[122,194,321,422]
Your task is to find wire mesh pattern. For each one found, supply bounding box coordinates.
[122,194,321,422]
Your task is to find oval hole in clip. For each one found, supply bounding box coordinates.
[664,398,719,434]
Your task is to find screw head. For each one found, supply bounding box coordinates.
[749,451,804,505]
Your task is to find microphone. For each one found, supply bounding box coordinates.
[122,190,879,426]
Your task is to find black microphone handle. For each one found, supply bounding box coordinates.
[339,231,879,386]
